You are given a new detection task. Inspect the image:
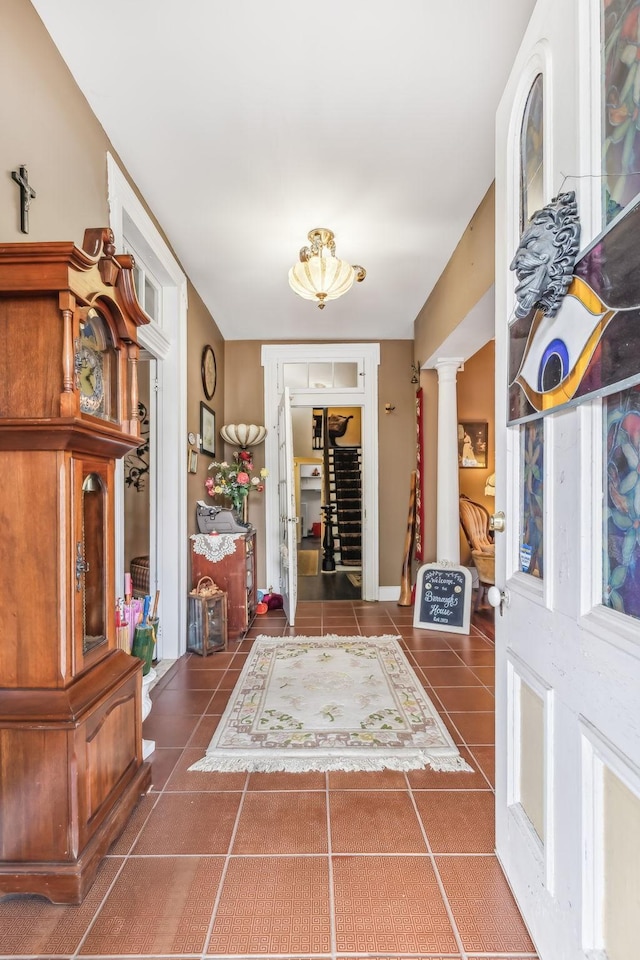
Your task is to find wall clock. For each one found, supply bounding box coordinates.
[201,344,217,400]
[77,343,105,414]
[76,307,117,420]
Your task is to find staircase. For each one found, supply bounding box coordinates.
[327,446,362,567]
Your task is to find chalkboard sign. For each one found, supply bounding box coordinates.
[413,563,472,634]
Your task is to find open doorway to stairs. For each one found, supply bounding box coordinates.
[293,405,362,601]
[262,342,380,609]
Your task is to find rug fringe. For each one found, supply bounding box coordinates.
[253,633,404,643]
[188,754,474,774]
[426,756,475,773]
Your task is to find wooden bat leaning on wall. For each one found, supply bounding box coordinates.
[398,470,417,606]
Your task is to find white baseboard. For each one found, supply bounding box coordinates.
[378,585,401,601]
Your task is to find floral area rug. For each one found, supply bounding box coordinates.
[189,635,473,773]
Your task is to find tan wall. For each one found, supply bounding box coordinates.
[292,408,316,460]
[378,341,416,585]
[1,0,110,243]
[415,186,496,561]
[186,283,226,533]
[457,341,495,563]
[224,341,415,589]
[222,342,268,583]
[414,184,495,365]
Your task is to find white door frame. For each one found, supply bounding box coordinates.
[262,343,380,601]
[278,387,298,623]
[107,153,188,659]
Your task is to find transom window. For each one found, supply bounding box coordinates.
[282,361,361,391]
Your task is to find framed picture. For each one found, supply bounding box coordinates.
[200,402,216,458]
[458,421,488,468]
[201,344,217,400]
[188,449,199,474]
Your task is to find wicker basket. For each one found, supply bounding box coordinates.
[190,575,223,598]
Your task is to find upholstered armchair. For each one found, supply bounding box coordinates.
[459,494,495,608]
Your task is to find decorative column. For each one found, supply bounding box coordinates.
[435,358,464,564]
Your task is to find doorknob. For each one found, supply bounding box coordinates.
[487,585,510,616]
[490,510,506,533]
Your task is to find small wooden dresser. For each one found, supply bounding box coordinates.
[190,530,256,639]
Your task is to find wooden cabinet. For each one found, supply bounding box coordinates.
[191,531,256,639]
[0,228,152,903]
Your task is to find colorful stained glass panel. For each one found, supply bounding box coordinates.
[602,0,640,223]
[520,418,544,579]
[603,384,640,618]
[520,73,544,230]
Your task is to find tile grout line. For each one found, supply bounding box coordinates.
[325,771,337,960]
[405,779,469,960]
[400,618,481,960]
[70,844,134,959]
[69,756,169,959]
[199,770,251,960]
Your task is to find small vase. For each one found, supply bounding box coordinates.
[131,622,156,675]
[233,499,249,525]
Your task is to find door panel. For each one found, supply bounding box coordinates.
[495,3,640,958]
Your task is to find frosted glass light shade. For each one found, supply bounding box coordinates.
[220,423,267,448]
[288,228,365,309]
[288,257,356,307]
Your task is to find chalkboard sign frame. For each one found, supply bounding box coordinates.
[413,563,472,634]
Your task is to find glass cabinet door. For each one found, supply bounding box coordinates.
[73,458,112,667]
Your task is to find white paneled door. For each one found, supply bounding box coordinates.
[494,3,640,959]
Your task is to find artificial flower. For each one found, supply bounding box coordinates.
[205,452,267,513]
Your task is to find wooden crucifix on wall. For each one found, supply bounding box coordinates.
[11,165,36,234]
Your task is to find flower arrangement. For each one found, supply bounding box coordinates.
[205,450,268,514]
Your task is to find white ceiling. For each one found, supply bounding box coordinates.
[31,0,535,341]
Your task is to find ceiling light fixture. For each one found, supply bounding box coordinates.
[288,228,366,310]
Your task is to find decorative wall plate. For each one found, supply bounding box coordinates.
[201,344,217,399]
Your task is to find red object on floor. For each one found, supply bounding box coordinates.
[312,522,322,538]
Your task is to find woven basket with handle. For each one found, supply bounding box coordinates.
[190,575,223,598]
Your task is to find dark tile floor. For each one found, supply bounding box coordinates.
[0,601,539,960]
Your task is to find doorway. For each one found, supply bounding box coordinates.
[262,342,380,617]
[293,406,362,601]
[109,153,188,659]
[122,357,158,640]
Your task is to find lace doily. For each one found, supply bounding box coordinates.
[190,533,240,563]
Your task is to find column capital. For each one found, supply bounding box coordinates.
[434,357,464,376]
